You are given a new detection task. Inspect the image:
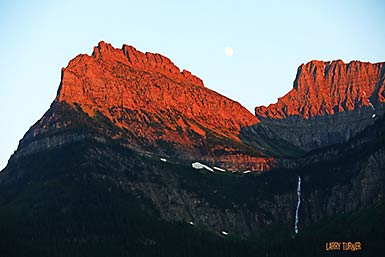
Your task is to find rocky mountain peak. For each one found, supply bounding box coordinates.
[90,41,204,87]
[256,60,385,119]
[44,42,267,171]
[57,41,257,127]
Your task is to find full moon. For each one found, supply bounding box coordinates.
[224,46,234,57]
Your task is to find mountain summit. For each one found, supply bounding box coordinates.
[256,60,385,119]
[252,60,385,151]
[11,43,385,167]
[1,42,384,257]
[19,41,274,171]
[58,41,258,129]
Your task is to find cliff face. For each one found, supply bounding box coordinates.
[59,41,258,133]
[18,41,275,171]
[256,60,385,119]
[1,42,385,256]
[2,103,385,241]
[252,60,385,151]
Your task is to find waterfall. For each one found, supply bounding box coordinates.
[294,176,301,234]
[367,98,375,111]
[364,92,376,118]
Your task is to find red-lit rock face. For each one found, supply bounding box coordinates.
[58,41,258,137]
[56,41,270,170]
[255,60,385,119]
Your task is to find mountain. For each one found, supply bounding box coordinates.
[252,60,385,151]
[18,41,275,172]
[256,60,385,119]
[0,42,384,257]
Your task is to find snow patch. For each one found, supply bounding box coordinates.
[192,162,214,172]
[213,166,226,172]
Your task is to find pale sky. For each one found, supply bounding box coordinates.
[1,0,384,170]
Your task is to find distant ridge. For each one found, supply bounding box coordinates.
[255,59,385,119]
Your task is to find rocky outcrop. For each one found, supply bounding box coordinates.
[58,41,258,133]
[256,60,385,119]
[14,42,274,171]
[253,60,385,152]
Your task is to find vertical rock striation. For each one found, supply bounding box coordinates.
[253,60,385,151]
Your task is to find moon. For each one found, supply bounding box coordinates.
[224,46,234,57]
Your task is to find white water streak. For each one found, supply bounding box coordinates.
[294,176,301,234]
[367,98,375,111]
